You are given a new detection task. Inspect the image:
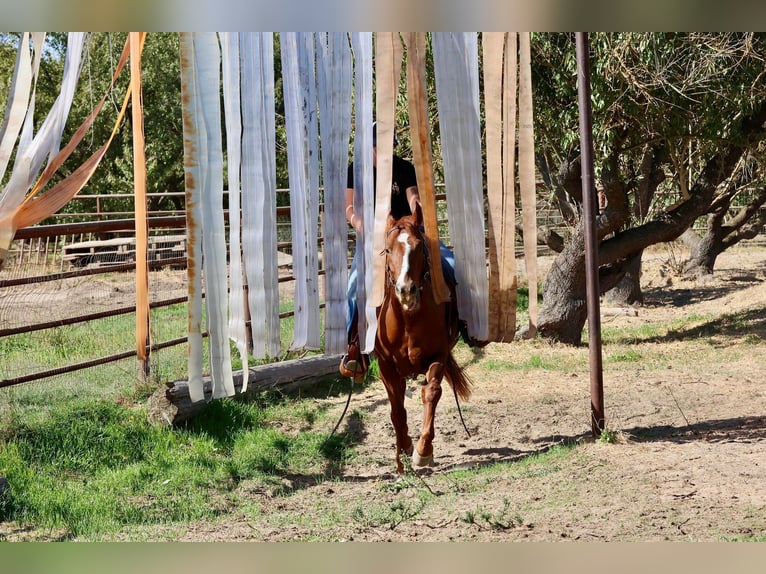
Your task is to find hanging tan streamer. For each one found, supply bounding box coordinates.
[482,33,502,340]
[371,32,403,307]
[403,32,450,304]
[130,32,150,362]
[519,32,538,335]
[501,33,519,339]
[483,32,517,342]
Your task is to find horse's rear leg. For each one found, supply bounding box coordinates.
[378,361,413,474]
[414,362,444,468]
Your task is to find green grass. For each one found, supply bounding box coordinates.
[0,388,353,539]
[606,349,642,363]
[600,312,713,344]
[482,353,582,373]
[3,276,755,540]
[516,285,542,314]
[442,443,574,492]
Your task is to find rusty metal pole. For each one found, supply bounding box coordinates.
[575,33,605,437]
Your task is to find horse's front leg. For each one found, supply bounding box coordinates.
[413,361,444,468]
[378,359,414,474]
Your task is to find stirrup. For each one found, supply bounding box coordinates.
[339,343,369,381]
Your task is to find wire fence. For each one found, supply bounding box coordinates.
[0,185,564,402]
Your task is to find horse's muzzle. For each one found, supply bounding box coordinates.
[395,281,420,311]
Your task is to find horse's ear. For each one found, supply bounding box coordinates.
[386,212,397,230]
[413,201,423,226]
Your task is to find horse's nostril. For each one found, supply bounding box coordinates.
[396,282,416,298]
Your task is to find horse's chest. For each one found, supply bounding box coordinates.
[397,321,445,373]
[376,295,450,377]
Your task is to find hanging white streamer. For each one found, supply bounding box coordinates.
[0,33,85,212]
[6,33,45,207]
[31,33,86,182]
[0,33,86,264]
[350,33,376,354]
[180,32,235,401]
[281,32,321,350]
[303,33,321,350]
[180,33,206,402]
[240,32,280,360]
[220,32,250,391]
[432,32,489,341]
[316,32,353,355]
[0,32,34,187]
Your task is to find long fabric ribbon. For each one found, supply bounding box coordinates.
[403,32,451,305]
[519,32,538,336]
[432,32,489,340]
[371,32,402,308]
[220,32,249,390]
[131,32,150,363]
[240,32,280,361]
[180,32,235,402]
[281,32,321,351]
[351,33,376,353]
[316,32,353,355]
[483,32,518,342]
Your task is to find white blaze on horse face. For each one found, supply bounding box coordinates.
[396,231,412,287]
[395,231,418,310]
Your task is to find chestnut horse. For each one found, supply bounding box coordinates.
[374,204,472,474]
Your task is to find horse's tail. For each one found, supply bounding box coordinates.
[445,353,472,401]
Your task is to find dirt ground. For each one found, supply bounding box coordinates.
[4,246,766,542]
[165,245,766,542]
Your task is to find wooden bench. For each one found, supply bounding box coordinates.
[62,235,187,268]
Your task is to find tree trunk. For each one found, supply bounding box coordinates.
[534,225,589,345]
[603,251,644,305]
[684,231,722,276]
[684,185,766,277]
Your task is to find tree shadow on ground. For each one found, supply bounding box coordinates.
[643,283,740,310]
[641,306,766,343]
[529,415,766,449]
[623,414,766,444]
[438,443,564,472]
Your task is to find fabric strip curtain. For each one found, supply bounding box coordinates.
[281,32,321,351]
[180,32,235,401]
[404,32,450,305]
[316,32,353,355]
[351,33,376,354]
[519,32,538,335]
[371,32,402,308]
[220,32,250,389]
[483,32,518,342]
[432,32,489,341]
[0,33,87,266]
[240,32,281,361]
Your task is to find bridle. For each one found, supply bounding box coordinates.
[383,223,431,293]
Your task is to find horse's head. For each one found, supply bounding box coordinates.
[384,204,427,312]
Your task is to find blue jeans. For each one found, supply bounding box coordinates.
[347,240,455,341]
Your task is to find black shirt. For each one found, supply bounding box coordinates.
[346,155,417,220]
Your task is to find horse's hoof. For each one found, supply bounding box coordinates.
[412,450,434,468]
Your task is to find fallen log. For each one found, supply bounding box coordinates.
[148,353,344,426]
